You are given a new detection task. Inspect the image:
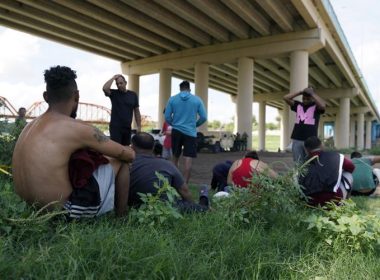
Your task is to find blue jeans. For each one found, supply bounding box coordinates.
[292,139,306,164]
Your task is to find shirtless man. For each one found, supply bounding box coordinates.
[12,66,135,218]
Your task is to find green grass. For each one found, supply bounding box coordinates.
[252,135,280,152]
[1,177,380,279]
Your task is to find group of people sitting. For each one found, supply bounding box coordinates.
[11,66,380,221]
[211,135,380,206]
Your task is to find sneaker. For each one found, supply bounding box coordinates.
[199,184,210,207]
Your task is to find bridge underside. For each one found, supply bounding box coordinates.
[0,0,378,150]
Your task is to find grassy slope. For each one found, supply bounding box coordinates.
[1,177,380,279]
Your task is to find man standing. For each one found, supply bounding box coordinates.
[283,87,326,164]
[103,74,141,145]
[12,66,135,219]
[298,136,354,206]
[164,81,207,184]
[129,132,209,212]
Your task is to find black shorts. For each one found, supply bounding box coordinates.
[110,125,131,146]
[171,129,197,158]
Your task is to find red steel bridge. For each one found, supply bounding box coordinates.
[0,96,111,124]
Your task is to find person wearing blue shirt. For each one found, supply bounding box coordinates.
[164,81,207,184]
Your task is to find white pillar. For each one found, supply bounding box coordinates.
[318,118,324,140]
[357,113,364,150]
[365,119,372,150]
[237,57,254,150]
[349,118,356,148]
[158,69,172,129]
[128,74,139,94]
[230,95,238,133]
[195,62,209,132]
[128,74,140,129]
[336,97,350,149]
[258,101,266,151]
[280,107,288,150]
[283,50,309,149]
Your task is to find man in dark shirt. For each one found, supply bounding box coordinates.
[129,132,208,212]
[299,136,354,206]
[103,74,141,145]
[283,87,326,164]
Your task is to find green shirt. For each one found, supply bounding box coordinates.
[352,158,375,191]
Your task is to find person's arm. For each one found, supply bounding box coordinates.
[304,87,326,111]
[102,74,120,96]
[177,183,194,202]
[283,91,302,107]
[196,100,207,127]
[257,162,278,179]
[79,123,135,162]
[134,107,142,132]
[370,156,380,165]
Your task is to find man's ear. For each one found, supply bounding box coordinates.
[43,91,48,102]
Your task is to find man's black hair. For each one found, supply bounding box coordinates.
[153,141,163,156]
[244,151,259,160]
[132,132,155,150]
[304,136,322,151]
[302,92,311,97]
[117,75,127,82]
[179,80,190,91]
[350,151,362,159]
[44,66,77,103]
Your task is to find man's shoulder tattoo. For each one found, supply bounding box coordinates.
[93,127,109,143]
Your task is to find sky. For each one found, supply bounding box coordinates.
[0,0,379,123]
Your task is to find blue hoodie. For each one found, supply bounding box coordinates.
[164,91,207,137]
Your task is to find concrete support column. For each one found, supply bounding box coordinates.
[128,74,140,129]
[283,50,309,150]
[318,118,324,140]
[237,57,254,150]
[158,68,172,128]
[336,97,350,149]
[128,74,139,94]
[195,62,209,132]
[366,119,372,150]
[258,101,266,151]
[230,95,238,133]
[349,118,356,148]
[357,113,365,150]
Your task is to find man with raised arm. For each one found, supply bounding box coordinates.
[103,74,141,145]
[12,66,135,219]
[283,87,326,164]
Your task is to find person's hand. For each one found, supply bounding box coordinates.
[303,87,314,96]
[113,74,121,80]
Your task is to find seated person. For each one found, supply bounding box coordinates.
[350,151,380,196]
[211,160,233,192]
[129,132,209,212]
[298,136,354,206]
[227,151,277,188]
[153,141,163,158]
[12,66,135,219]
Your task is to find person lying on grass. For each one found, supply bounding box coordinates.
[298,136,355,206]
[12,66,135,219]
[129,132,209,213]
[227,151,278,188]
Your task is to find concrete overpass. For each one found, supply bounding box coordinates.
[0,0,378,150]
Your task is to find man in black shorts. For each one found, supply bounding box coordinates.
[103,74,141,145]
[164,81,207,183]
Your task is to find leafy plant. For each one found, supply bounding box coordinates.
[129,172,183,226]
[303,199,380,252]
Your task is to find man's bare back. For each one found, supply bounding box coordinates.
[12,66,135,215]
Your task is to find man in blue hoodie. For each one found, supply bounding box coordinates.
[164,81,207,184]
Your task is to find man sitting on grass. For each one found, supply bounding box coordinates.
[129,132,209,212]
[12,66,135,219]
[350,151,380,196]
[298,136,355,206]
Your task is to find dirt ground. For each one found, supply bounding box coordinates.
[177,150,294,186]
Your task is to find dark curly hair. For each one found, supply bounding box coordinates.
[44,66,77,103]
